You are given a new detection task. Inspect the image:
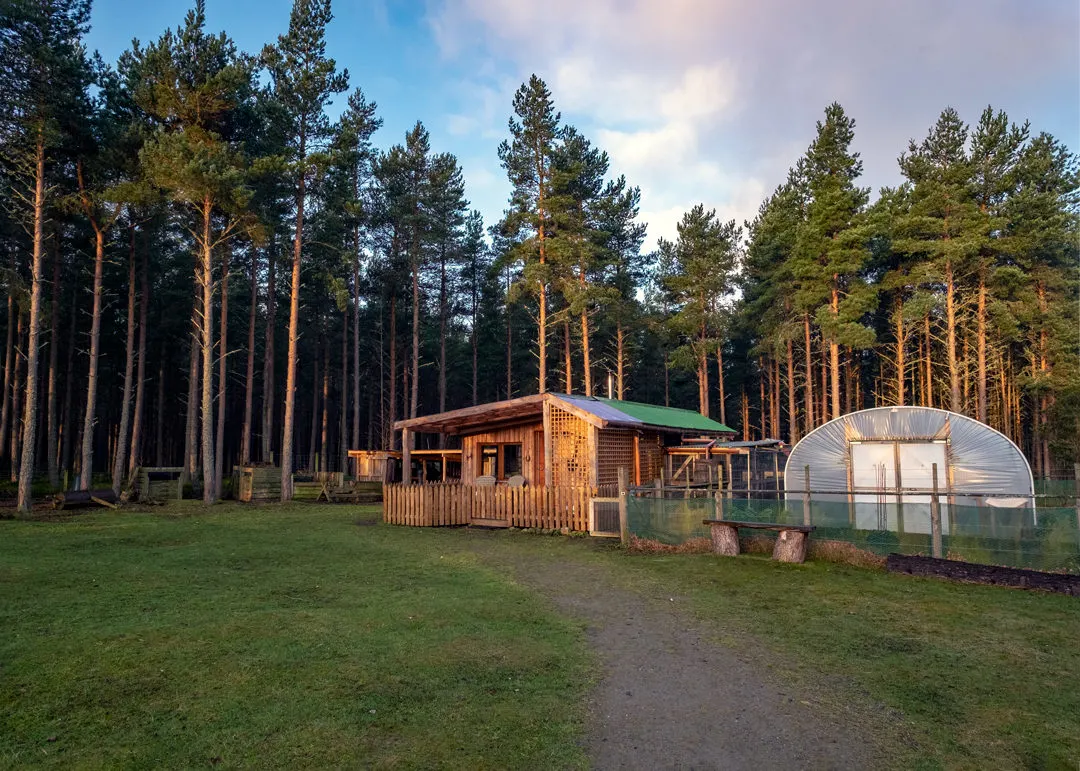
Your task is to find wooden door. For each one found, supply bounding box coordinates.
[533,430,545,486]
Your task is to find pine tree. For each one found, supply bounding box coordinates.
[262,0,348,499]
[895,108,980,414]
[498,75,562,394]
[660,205,740,417]
[791,103,875,421]
[136,1,255,502]
[0,0,90,511]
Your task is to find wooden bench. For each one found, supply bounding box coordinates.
[702,519,815,563]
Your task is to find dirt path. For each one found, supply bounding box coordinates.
[465,537,879,770]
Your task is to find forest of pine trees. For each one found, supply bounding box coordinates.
[0,0,1076,512]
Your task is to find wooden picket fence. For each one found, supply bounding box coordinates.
[383,483,595,531]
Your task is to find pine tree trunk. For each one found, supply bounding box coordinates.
[786,338,798,445]
[819,338,829,425]
[241,249,257,466]
[803,315,814,434]
[60,287,77,479]
[410,263,419,419]
[310,339,320,471]
[616,324,625,401]
[924,313,933,408]
[663,350,669,407]
[740,388,749,442]
[155,351,164,466]
[843,348,853,416]
[184,306,199,484]
[214,244,229,499]
[895,299,905,406]
[9,314,22,482]
[16,136,45,513]
[698,349,710,418]
[438,246,447,416]
[716,344,726,426]
[505,266,512,399]
[563,319,572,394]
[319,344,329,470]
[829,283,841,419]
[111,226,138,496]
[470,276,478,405]
[945,259,960,413]
[388,294,397,449]
[581,309,592,397]
[78,226,105,491]
[976,274,987,422]
[351,256,361,448]
[340,305,348,470]
[128,240,149,480]
[46,235,61,488]
[199,198,216,504]
[282,154,305,500]
[262,241,276,464]
[771,356,781,440]
[758,366,767,440]
[0,259,14,465]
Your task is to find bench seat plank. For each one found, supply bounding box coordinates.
[702,519,814,533]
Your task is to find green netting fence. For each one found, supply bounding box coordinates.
[626,492,1080,574]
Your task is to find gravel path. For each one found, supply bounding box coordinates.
[466,538,880,770]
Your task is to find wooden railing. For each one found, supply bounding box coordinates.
[383,484,595,531]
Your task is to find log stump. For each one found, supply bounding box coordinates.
[709,522,740,557]
[772,529,808,563]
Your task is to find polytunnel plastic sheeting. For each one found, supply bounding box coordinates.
[784,407,1034,497]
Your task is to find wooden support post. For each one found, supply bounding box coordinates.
[930,463,943,559]
[633,434,641,487]
[803,465,811,526]
[542,398,553,487]
[402,429,411,484]
[708,522,739,556]
[618,466,629,545]
[654,477,662,500]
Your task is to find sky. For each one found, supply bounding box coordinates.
[86,0,1080,245]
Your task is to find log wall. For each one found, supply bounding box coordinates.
[383,483,594,531]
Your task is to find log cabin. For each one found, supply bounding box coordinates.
[393,393,735,488]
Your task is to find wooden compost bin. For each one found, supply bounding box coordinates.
[237,466,282,502]
[136,467,184,502]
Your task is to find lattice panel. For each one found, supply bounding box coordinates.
[638,431,664,484]
[550,405,590,487]
[596,429,636,488]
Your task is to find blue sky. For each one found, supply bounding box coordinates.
[87,0,1080,245]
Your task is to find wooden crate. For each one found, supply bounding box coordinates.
[136,467,184,502]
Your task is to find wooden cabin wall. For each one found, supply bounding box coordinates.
[461,422,543,484]
[550,404,592,487]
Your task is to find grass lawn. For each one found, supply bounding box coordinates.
[2,503,1078,769]
[0,504,589,769]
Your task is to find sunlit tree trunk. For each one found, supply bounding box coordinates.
[128,240,149,480]
[46,235,62,488]
[241,249,257,466]
[111,226,138,496]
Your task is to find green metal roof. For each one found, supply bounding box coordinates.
[561,394,735,433]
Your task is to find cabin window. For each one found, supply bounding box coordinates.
[477,442,524,480]
[503,444,522,477]
[480,445,499,477]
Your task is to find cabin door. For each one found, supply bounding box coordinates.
[532,430,545,486]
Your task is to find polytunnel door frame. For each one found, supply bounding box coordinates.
[848,439,951,536]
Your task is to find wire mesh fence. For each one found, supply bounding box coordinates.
[626,488,1080,574]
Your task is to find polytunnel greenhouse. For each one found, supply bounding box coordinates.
[784,406,1035,536]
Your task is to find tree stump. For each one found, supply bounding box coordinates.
[709,523,740,557]
[772,529,808,563]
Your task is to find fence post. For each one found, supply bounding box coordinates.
[802,465,811,526]
[653,477,662,500]
[618,466,629,546]
[1074,463,1080,547]
[930,462,943,559]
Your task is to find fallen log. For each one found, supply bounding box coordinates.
[53,489,119,511]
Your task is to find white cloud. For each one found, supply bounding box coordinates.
[429,0,1078,247]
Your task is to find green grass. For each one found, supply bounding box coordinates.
[2,503,1079,769]
[0,504,589,769]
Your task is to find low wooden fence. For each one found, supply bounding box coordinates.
[383,484,595,531]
